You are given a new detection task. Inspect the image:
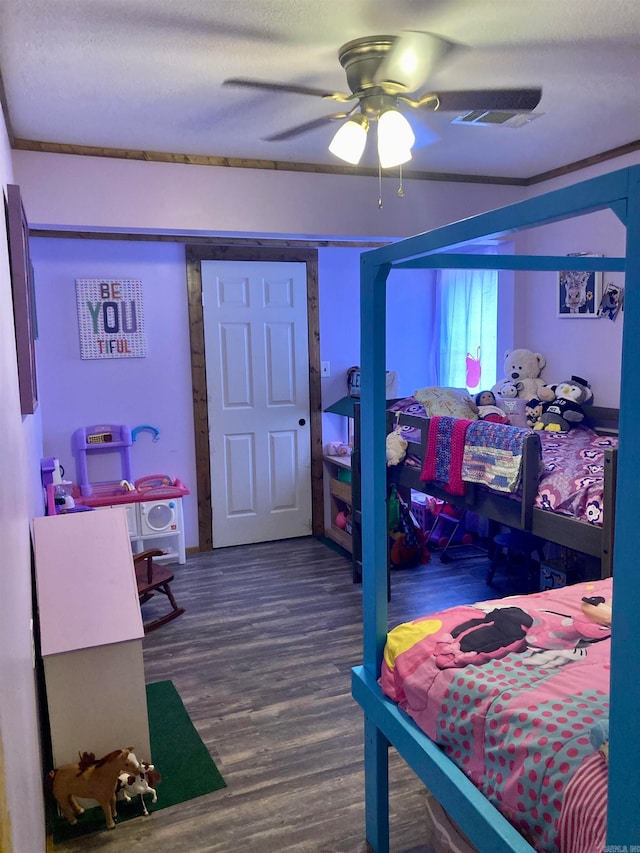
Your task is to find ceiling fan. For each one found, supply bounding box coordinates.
[223,31,542,167]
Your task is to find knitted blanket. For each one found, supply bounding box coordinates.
[461,420,532,493]
[420,416,472,496]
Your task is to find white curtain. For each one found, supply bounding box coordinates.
[436,248,498,395]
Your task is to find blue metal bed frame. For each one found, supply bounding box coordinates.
[352,165,640,852]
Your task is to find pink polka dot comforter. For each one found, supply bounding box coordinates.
[380,578,612,853]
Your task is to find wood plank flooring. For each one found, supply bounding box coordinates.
[52,538,525,853]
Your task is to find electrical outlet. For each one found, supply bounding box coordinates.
[321,361,331,377]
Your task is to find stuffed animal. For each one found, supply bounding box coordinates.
[386,427,408,466]
[583,593,613,762]
[495,381,520,399]
[525,398,544,429]
[116,754,161,816]
[534,376,593,432]
[325,442,351,457]
[49,748,140,830]
[491,349,551,401]
[580,594,612,628]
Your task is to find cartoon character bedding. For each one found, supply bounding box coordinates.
[388,396,617,526]
[380,578,612,853]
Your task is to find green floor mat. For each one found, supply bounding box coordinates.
[52,680,226,842]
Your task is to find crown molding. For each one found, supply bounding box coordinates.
[11,135,640,187]
[11,138,527,186]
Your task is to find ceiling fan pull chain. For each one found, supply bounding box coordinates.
[378,158,383,209]
[397,165,405,198]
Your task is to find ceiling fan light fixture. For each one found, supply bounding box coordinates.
[328,114,369,164]
[377,109,415,168]
[378,144,412,169]
[374,31,452,94]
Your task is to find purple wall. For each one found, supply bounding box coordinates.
[513,153,640,407]
[30,237,199,541]
[15,151,525,547]
[1,122,46,852]
[20,148,640,549]
[31,235,438,530]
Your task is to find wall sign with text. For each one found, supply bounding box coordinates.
[76,278,146,359]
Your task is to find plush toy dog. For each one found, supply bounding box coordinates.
[534,376,593,432]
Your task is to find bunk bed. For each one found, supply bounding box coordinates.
[382,400,619,578]
[351,165,640,852]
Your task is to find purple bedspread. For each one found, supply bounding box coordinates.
[535,429,617,525]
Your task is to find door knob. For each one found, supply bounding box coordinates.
[298,418,306,426]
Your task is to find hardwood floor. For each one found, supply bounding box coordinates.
[52,537,525,853]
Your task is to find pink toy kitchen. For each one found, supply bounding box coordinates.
[41,423,190,564]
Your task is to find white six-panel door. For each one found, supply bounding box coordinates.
[202,260,312,547]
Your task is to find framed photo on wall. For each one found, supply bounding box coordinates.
[5,183,38,414]
[557,255,603,318]
[598,282,624,320]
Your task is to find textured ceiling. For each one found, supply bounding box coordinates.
[1,0,640,181]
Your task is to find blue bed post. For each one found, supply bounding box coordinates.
[359,252,392,853]
[352,166,640,853]
[606,166,640,848]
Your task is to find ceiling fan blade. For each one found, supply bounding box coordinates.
[422,88,543,113]
[223,78,354,101]
[52,2,283,43]
[374,31,453,94]
[263,113,350,142]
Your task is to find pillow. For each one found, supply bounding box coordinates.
[496,396,529,428]
[413,387,477,420]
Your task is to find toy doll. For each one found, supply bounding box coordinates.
[469,390,511,424]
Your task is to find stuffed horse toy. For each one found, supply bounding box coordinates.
[49,747,140,830]
[116,752,161,816]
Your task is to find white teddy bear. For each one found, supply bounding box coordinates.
[491,348,552,401]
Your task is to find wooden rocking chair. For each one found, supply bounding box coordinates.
[133,548,185,633]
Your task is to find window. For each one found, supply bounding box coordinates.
[436,248,498,393]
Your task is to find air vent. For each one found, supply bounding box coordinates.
[451,111,543,128]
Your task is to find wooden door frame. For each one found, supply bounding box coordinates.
[186,245,322,551]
